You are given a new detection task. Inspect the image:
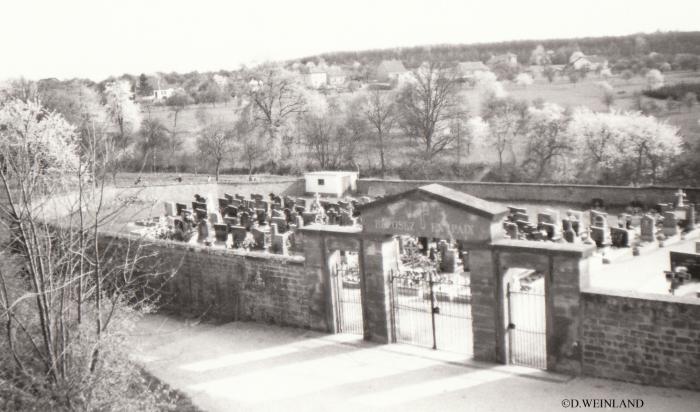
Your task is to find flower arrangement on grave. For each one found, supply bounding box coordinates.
[240,233,256,250]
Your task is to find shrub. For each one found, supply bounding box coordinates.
[642,82,700,100]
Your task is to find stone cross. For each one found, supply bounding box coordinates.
[674,189,687,208]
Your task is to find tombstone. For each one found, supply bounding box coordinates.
[163,201,176,217]
[540,222,558,240]
[617,213,632,229]
[239,212,252,230]
[283,196,295,209]
[224,216,239,228]
[192,201,207,212]
[640,214,656,242]
[339,211,355,226]
[685,204,696,232]
[230,226,247,247]
[271,216,288,233]
[213,224,228,243]
[271,202,282,211]
[537,211,555,225]
[508,206,527,215]
[175,203,187,217]
[230,199,242,208]
[590,210,608,227]
[440,247,459,273]
[255,208,268,226]
[563,226,576,243]
[295,205,306,214]
[224,193,234,202]
[234,194,245,201]
[224,205,238,217]
[194,208,208,221]
[610,227,631,248]
[338,200,350,210]
[256,200,269,211]
[194,194,205,203]
[302,212,318,226]
[504,222,518,239]
[656,203,671,214]
[218,198,229,211]
[294,215,304,229]
[270,224,292,255]
[208,212,219,224]
[251,227,266,250]
[251,193,264,202]
[513,212,529,222]
[272,209,285,219]
[591,198,605,210]
[327,209,338,225]
[590,226,611,247]
[663,211,679,237]
[197,220,209,243]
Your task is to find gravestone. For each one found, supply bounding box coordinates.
[295,215,304,228]
[640,214,656,242]
[590,210,608,227]
[271,217,288,233]
[540,222,558,240]
[224,216,239,228]
[283,196,295,209]
[272,209,284,219]
[296,198,307,209]
[163,201,176,217]
[656,203,671,214]
[270,224,291,255]
[537,210,558,225]
[194,194,205,203]
[194,208,208,220]
[685,204,696,231]
[208,212,219,224]
[566,210,584,235]
[610,227,631,248]
[225,205,238,217]
[508,206,527,215]
[440,247,460,273]
[213,224,228,243]
[218,198,229,211]
[175,203,187,216]
[340,211,355,226]
[302,212,318,226]
[256,208,268,225]
[224,193,234,202]
[239,212,252,230]
[251,227,266,250]
[663,211,679,237]
[230,199,242,208]
[192,201,207,212]
[251,193,264,202]
[504,222,518,239]
[197,220,209,243]
[590,226,611,247]
[669,251,700,280]
[674,189,687,208]
[513,212,529,222]
[234,194,245,201]
[563,226,576,243]
[230,226,247,247]
[327,209,338,225]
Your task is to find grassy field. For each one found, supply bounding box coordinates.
[143,70,700,173]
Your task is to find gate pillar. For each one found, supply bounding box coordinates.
[360,235,399,343]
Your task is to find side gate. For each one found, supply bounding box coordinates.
[331,263,363,335]
[506,276,547,369]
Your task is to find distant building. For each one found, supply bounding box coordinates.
[152,88,175,100]
[455,61,489,82]
[304,171,358,197]
[375,60,409,82]
[326,66,347,87]
[488,53,518,67]
[570,53,609,71]
[302,67,328,89]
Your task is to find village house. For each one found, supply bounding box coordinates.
[488,52,518,67]
[375,59,410,83]
[326,65,346,88]
[152,88,175,100]
[455,61,490,83]
[570,52,609,71]
[301,66,328,89]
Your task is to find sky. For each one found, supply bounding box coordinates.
[1,0,699,81]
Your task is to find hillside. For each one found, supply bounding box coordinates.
[299,31,700,68]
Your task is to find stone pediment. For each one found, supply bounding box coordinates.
[358,184,508,244]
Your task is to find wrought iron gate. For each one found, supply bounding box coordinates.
[507,275,547,369]
[390,269,472,354]
[332,263,363,335]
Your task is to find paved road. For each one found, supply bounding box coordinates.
[129,314,700,412]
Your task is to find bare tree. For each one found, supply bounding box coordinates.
[481,96,530,171]
[196,109,234,181]
[363,89,396,177]
[396,61,466,159]
[244,64,306,161]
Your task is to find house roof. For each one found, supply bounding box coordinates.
[377,60,407,73]
[326,66,346,77]
[457,61,489,73]
[358,183,508,219]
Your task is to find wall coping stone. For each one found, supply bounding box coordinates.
[581,286,700,306]
[492,239,596,257]
[358,178,700,192]
[99,230,306,264]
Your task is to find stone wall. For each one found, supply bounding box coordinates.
[99,232,328,331]
[581,289,700,391]
[358,179,700,208]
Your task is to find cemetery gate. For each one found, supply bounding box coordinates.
[389,268,472,354]
[506,274,547,369]
[331,262,364,335]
